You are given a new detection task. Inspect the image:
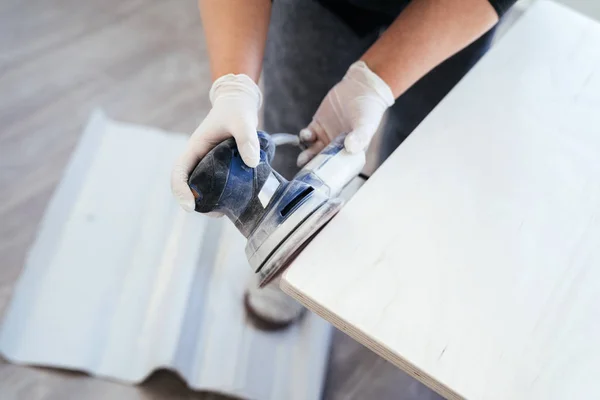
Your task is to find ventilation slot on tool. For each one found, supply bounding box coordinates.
[280,187,313,217]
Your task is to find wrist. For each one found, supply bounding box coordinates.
[209,73,263,109]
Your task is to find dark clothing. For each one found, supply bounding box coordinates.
[320,0,516,16]
[317,0,515,36]
[486,0,516,17]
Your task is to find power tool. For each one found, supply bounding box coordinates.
[188,131,365,287]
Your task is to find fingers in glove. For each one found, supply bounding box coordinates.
[230,120,260,168]
[171,159,196,212]
[299,128,316,143]
[171,144,213,212]
[299,120,328,147]
[205,210,225,218]
[345,124,376,153]
[297,140,326,167]
[170,120,224,212]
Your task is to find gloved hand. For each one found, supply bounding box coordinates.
[171,73,262,212]
[298,61,395,166]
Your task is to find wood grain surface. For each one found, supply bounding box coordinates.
[0,0,438,398]
[282,1,600,399]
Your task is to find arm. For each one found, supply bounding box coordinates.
[360,0,500,97]
[298,0,506,163]
[171,1,272,211]
[199,0,272,82]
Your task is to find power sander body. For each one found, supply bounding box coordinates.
[188,131,364,287]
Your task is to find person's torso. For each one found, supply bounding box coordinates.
[344,0,409,16]
[316,0,411,36]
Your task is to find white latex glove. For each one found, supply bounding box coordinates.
[171,73,262,212]
[298,61,395,166]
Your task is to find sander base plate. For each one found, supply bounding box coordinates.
[257,198,343,287]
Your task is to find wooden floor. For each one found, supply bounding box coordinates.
[0,0,437,398]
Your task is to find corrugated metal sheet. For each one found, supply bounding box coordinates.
[0,111,331,400]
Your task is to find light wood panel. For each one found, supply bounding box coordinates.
[282,1,600,399]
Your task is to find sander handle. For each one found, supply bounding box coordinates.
[301,134,366,196]
[187,131,282,237]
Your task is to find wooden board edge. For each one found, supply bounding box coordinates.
[280,277,464,400]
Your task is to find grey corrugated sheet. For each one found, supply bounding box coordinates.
[0,111,331,400]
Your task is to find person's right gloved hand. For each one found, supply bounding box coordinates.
[171,73,263,212]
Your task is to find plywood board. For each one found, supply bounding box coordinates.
[281,1,600,399]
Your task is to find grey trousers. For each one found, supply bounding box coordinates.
[262,0,496,178]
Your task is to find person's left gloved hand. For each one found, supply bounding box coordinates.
[297,60,395,166]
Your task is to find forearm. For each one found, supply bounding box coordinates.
[199,0,272,82]
[360,0,499,98]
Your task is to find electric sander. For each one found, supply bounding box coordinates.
[188,131,365,287]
